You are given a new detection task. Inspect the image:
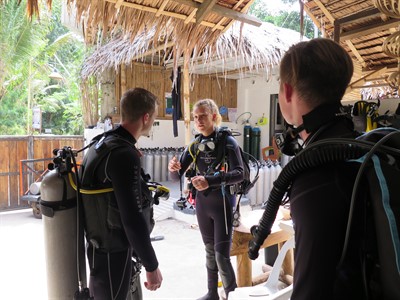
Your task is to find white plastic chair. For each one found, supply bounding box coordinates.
[229,236,295,300]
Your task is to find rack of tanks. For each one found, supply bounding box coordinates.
[139,146,290,209]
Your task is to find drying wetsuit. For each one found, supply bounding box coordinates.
[171,129,244,297]
[81,126,158,300]
[288,106,366,300]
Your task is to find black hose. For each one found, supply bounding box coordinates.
[248,142,368,260]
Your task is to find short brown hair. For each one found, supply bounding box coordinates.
[120,88,159,122]
[280,38,353,107]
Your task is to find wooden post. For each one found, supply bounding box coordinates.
[121,65,127,96]
[183,51,191,145]
[236,253,252,287]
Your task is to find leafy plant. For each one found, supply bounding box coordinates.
[0,0,86,135]
[249,0,319,39]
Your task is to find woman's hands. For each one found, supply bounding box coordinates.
[191,175,209,191]
[168,156,181,172]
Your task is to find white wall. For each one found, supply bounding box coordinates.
[236,74,280,149]
[136,73,281,150]
[136,119,239,149]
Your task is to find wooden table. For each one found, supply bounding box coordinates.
[230,209,294,287]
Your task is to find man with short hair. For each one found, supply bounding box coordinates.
[80,87,163,300]
[277,38,365,299]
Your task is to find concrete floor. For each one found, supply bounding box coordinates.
[0,181,266,300]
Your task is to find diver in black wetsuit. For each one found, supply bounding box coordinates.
[80,88,163,300]
[277,39,366,299]
[169,99,244,300]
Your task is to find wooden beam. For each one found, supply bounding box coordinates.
[132,41,175,60]
[345,40,366,68]
[341,19,400,41]
[352,83,390,89]
[173,0,262,27]
[211,0,245,32]
[105,0,225,30]
[314,0,335,25]
[196,0,218,24]
[333,20,340,42]
[156,0,170,17]
[338,8,381,26]
[183,51,191,146]
[223,0,255,33]
[346,67,388,93]
[362,63,399,73]
[303,5,326,36]
[185,9,197,24]
[115,0,124,9]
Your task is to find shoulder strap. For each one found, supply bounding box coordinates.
[80,133,134,188]
[209,128,230,171]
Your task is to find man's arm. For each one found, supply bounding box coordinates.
[107,147,159,272]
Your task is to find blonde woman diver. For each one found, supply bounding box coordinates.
[168,99,245,299]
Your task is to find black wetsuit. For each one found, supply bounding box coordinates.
[83,126,158,300]
[171,130,244,296]
[289,114,365,300]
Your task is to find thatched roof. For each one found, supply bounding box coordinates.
[26,0,264,80]
[80,21,302,79]
[304,0,400,99]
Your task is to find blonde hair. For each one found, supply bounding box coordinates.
[192,98,222,126]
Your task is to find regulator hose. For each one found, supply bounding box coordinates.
[248,140,373,260]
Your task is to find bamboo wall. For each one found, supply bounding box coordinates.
[114,63,237,122]
[0,135,83,210]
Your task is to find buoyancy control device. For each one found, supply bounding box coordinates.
[248,127,400,300]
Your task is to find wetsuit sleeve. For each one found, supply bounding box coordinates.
[106,147,159,272]
[205,136,244,187]
[169,145,194,181]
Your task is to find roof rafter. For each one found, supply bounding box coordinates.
[212,0,245,32]
[172,0,261,27]
[196,0,218,24]
[337,8,381,26]
[223,0,255,33]
[340,18,400,40]
[346,67,388,93]
[156,0,171,17]
[346,40,366,67]
[105,0,225,30]
[314,0,335,24]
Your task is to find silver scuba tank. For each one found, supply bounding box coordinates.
[40,169,87,299]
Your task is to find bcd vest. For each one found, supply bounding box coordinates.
[79,132,154,253]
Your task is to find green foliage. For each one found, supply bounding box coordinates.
[249,0,319,39]
[0,0,85,136]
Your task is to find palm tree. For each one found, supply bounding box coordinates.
[0,0,86,135]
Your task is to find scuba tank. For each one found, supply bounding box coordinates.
[243,122,252,161]
[251,124,261,160]
[247,163,257,206]
[153,149,161,182]
[263,161,272,206]
[167,148,176,181]
[255,161,264,206]
[141,149,147,171]
[40,148,89,299]
[145,150,154,180]
[161,148,168,182]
